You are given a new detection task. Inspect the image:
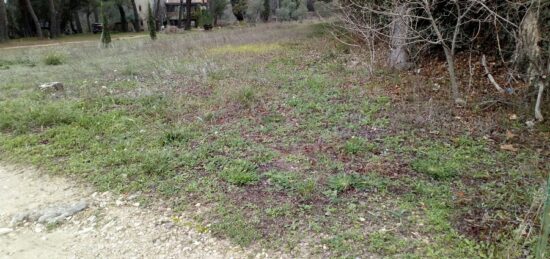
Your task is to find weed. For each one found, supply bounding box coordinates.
[220,160,259,185]
[43,52,64,65]
[343,136,375,155]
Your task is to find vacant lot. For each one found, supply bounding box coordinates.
[0,22,548,257]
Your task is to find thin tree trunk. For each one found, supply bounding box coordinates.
[131,0,141,31]
[178,0,184,28]
[0,0,8,42]
[23,0,42,38]
[117,4,128,32]
[185,0,191,30]
[48,0,59,38]
[442,45,461,102]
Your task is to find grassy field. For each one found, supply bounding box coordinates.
[0,22,548,257]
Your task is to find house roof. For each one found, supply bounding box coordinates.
[165,0,207,4]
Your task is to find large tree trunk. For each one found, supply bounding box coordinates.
[117,4,128,32]
[185,0,191,30]
[48,0,60,38]
[388,4,411,70]
[131,0,141,31]
[0,0,8,42]
[23,0,42,38]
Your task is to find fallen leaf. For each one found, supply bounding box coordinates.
[509,114,518,120]
[500,144,518,152]
[505,130,517,140]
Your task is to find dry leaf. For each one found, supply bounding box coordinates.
[509,114,518,120]
[500,144,518,152]
[505,130,517,140]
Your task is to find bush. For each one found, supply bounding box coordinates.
[276,0,307,21]
[43,53,64,65]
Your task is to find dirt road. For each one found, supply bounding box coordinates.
[0,164,274,259]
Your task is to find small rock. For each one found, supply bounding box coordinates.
[38,82,64,91]
[0,228,14,236]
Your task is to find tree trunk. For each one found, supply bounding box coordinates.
[154,0,161,29]
[74,11,83,33]
[185,0,191,30]
[23,0,42,38]
[131,0,141,31]
[117,4,128,32]
[442,45,462,103]
[86,11,91,32]
[0,0,8,42]
[94,8,99,22]
[388,4,411,70]
[178,0,184,28]
[516,5,548,121]
[48,0,59,38]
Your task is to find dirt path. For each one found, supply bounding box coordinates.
[0,164,276,258]
[0,35,147,50]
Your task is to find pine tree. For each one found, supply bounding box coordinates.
[100,3,112,48]
[147,3,156,40]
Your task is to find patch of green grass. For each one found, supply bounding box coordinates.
[0,99,83,134]
[343,136,376,155]
[411,137,490,180]
[328,173,355,193]
[211,204,261,246]
[220,159,259,186]
[367,231,411,256]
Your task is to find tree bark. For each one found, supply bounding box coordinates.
[131,0,141,31]
[48,0,59,38]
[0,0,8,42]
[23,0,43,38]
[117,4,128,32]
[185,0,191,30]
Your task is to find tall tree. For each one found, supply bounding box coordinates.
[178,0,183,28]
[23,0,42,37]
[48,0,60,38]
[0,0,8,42]
[230,0,245,21]
[261,0,269,22]
[130,0,140,31]
[147,2,155,40]
[210,0,227,26]
[117,3,128,32]
[185,0,191,30]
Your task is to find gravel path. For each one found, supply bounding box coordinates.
[0,164,283,258]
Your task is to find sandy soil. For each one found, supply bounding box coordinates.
[0,164,281,259]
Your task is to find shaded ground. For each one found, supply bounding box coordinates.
[0,22,548,257]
